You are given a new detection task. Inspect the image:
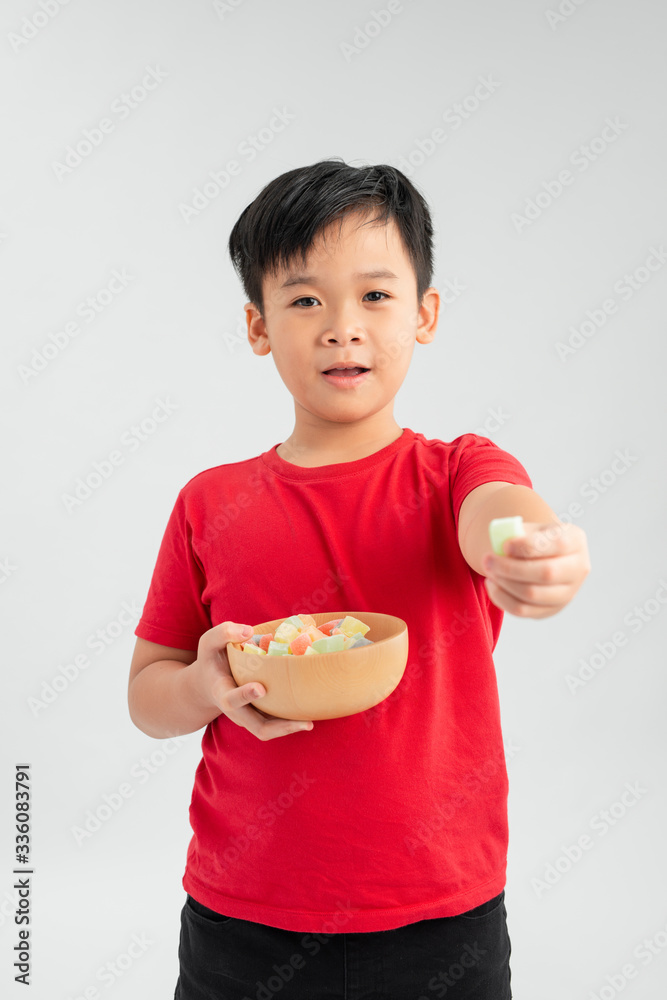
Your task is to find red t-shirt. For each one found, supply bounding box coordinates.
[135,428,533,933]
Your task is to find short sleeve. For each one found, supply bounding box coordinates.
[450,434,533,534]
[134,490,212,649]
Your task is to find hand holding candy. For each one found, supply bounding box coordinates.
[483,518,591,619]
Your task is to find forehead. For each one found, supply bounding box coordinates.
[268,213,411,288]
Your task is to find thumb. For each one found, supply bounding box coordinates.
[211,620,254,644]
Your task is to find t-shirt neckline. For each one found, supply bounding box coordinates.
[260,427,415,481]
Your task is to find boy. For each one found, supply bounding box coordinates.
[128,158,590,999]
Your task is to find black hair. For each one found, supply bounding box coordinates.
[227,157,435,317]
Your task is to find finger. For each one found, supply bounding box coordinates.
[254,712,315,739]
[487,573,573,607]
[227,681,267,709]
[486,552,584,587]
[504,522,584,560]
[235,704,314,740]
[201,621,254,657]
[221,682,314,739]
[484,576,569,618]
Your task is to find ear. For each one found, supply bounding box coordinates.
[245,302,272,356]
[415,287,439,345]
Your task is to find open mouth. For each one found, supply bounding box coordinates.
[322,367,370,377]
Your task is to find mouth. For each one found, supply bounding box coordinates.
[322,367,370,377]
[321,366,371,388]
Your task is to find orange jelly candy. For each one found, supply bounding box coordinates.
[319,619,343,636]
[290,632,313,656]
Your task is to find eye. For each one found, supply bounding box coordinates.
[291,291,390,307]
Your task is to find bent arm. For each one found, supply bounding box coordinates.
[127,638,219,739]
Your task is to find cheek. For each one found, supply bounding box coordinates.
[379,322,416,366]
[270,344,300,380]
[375,343,414,379]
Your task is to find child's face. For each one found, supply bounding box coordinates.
[245,210,438,431]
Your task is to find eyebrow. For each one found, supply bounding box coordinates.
[279,269,400,289]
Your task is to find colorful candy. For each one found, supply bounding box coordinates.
[241,614,374,656]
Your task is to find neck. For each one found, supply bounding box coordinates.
[277,409,403,468]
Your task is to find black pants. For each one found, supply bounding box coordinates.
[174,890,512,999]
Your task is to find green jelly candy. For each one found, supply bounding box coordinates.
[488,516,524,556]
[310,634,346,654]
[267,640,291,656]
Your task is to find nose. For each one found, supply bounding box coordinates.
[321,304,366,346]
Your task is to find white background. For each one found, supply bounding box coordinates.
[2,0,667,997]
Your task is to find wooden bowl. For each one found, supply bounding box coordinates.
[226,612,408,720]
